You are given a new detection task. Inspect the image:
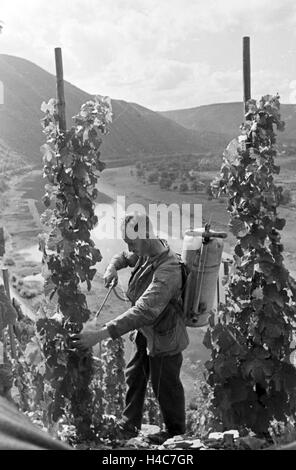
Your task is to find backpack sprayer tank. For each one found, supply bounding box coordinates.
[181,224,227,327]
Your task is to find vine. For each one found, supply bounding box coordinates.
[90,339,126,440]
[37,96,112,439]
[100,338,126,417]
[205,94,296,435]
[143,381,163,427]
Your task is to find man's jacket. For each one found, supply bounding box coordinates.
[105,242,189,356]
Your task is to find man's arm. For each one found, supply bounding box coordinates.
[72,262,181,349]
[106,263,181,338]
[72,251,140,348]
[104,251,139,287]
[108,251,139,270]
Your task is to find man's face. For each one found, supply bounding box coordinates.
[124,236,148,256]
[122,217,152,256]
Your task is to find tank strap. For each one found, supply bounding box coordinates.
[192,241,210,314]
[150,253,187,328]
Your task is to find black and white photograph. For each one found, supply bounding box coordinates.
[0,0,296,458]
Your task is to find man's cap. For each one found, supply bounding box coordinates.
[121,212,155,240]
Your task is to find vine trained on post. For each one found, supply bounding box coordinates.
[37,96,112,439]
[205,94,296,435]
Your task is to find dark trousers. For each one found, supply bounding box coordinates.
[122,331,186,435]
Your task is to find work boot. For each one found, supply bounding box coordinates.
[146,430,174,445]
[115,419,139,440]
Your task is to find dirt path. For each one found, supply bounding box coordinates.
[27,199,42,229]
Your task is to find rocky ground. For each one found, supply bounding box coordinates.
[74,424,289,450]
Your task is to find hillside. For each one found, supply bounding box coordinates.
[0,54,224,166]
[161,102,296,145]
[0,138,26,172]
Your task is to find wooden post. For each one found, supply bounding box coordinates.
[217,276,220,306]
[54,47,67,131]
[243,36,251,113]
[0,227,5,257]
[2,269,16,359]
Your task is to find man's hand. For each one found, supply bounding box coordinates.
[70,326,110,350]
[103,266,118,288]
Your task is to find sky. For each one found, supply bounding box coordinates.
[1,0,296,111]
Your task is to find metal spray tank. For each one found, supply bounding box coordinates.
[181,224,227,327]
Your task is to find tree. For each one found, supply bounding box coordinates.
[159,177,172,189]
[204,94,296,435]
[191,180,199,192]
[179,182,188,193]
[136,168,144,179]
[148,171,159,183]
[279,188,292,206]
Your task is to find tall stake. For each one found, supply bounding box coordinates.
[0,228,5,257]
[243,36,251,113]
[54,47,67,131]
[2,269,16,359]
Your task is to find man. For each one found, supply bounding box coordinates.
[72,212,189,443]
